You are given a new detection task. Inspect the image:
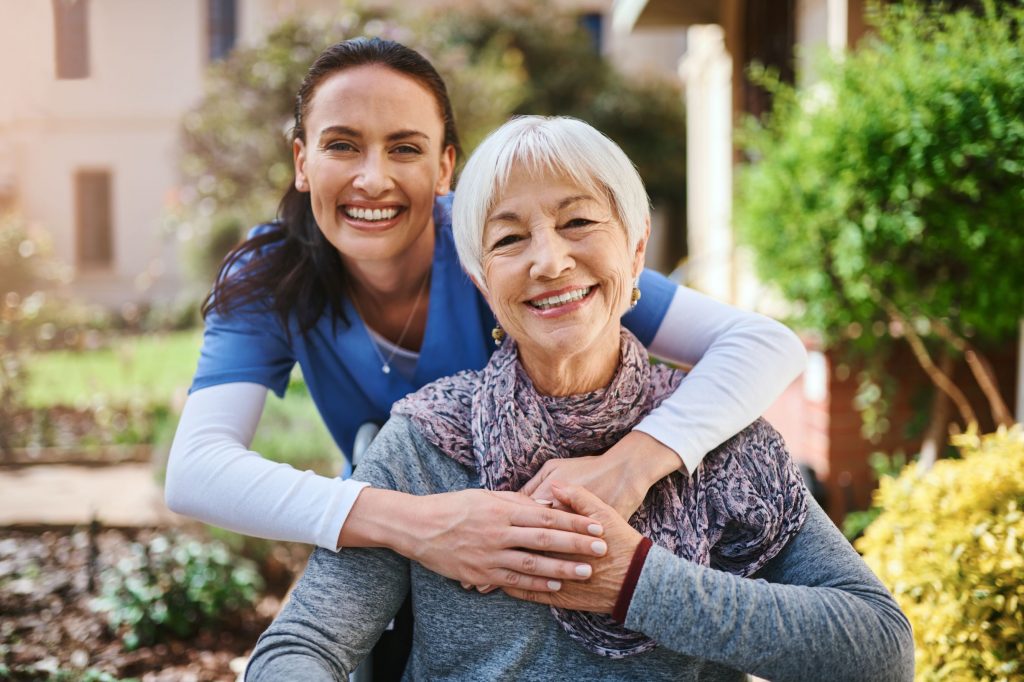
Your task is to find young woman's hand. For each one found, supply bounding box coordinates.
[341,487,608,593]
[502,483,643,613]
[520,431,682,520]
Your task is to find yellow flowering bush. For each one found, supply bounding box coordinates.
[857,426,1024,680]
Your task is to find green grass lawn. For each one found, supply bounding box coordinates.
[22,331,202,409]
[21,331,344,473]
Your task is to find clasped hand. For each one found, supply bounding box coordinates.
[502,483,643,614]
[410,488,609,593]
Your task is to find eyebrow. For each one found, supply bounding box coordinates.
[318,126,431,144]
[486,194,593,224]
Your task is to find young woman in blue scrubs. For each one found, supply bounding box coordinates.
[165,38,806,594]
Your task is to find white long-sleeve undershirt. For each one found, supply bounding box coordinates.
[164,286,806,550]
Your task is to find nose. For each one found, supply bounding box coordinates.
[352,152,394,196]
[528,227,575,280]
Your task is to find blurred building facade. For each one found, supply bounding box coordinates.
[0,0,684,307]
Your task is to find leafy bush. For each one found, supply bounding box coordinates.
[841,450,910,540]
[0,210,66,454]
[856,426,1024,679]
[91,534,263,650]
[735,1,1024,432]
[737,1,1024,348]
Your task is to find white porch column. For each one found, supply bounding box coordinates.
[678,25,734,303]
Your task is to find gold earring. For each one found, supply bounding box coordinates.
[630,286,642,309]
[491,323,506,346]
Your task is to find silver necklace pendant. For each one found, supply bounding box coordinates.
[381,363,391,375]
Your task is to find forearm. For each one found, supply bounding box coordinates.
[637,286,807,473]
[165,383,364,549]
[625,502,913,681]
[337,486,421,555]
[340,417,608,590]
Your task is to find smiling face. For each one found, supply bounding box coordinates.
[479,167,647,393]
[293,64,455,268]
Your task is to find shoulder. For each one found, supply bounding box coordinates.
[699,418,809,575]
[434,192,454,230]
[704,418,799,490]
[390,369,480,461]
[206,223,288,301]
[432,193,459,260]
[352,414,475,495]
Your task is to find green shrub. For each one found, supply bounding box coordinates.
[737,1,1024,349]
[856,426,1024,680]
[91,534,263,651]
[735,1,1024,432]
[841,450,910,540]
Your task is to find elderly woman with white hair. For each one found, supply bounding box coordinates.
[245,117,914,681]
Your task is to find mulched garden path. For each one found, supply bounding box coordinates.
[0,527,305,681]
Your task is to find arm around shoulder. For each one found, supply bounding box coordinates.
[634,281,808,473]
[165,382,366,548]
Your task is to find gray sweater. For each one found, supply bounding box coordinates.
[246,416,913,681]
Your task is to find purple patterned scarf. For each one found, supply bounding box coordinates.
[393,329,807,658]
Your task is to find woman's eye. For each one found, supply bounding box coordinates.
[392,144,422,155]
[491,234,522,249]
[325,141,356,153]
[564,217,595,228]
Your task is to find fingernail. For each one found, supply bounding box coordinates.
[477,585,491,592]
[591,540,607,555]
[575,564,592,578]
[587,523,603,536]
[547,580,562,590]
[534,498,553,506]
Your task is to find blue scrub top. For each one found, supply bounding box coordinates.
[191,195,674,463]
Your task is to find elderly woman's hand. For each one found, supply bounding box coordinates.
[502,482,644,614]
[520,432,682,520]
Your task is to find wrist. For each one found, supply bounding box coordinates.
[621,431,682,488]
[337,487,421,556]
[612,536,653,623]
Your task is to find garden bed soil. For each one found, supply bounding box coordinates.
[3,406,166,458]
[0,445,152,468]
[0,528,305,681]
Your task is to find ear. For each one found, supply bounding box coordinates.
[293,138,309,192]
[435,144,456,196]
[631,216,651,279]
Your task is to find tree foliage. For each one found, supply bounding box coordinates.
[174,1,686,284]
[735,0,1024,430]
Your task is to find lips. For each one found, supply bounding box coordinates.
[528,286,594,310]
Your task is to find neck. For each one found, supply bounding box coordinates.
[518,331,622,397]
[344,223,435,306]
[344,222,434,349]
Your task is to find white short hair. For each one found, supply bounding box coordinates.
[452,116,650,289]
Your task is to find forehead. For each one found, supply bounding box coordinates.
[490,166,608,216]
[305,64,444,134]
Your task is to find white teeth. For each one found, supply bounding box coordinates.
[530,287,591,310]
[344,206,399,222]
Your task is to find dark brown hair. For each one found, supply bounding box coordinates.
[202,37,461,333]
